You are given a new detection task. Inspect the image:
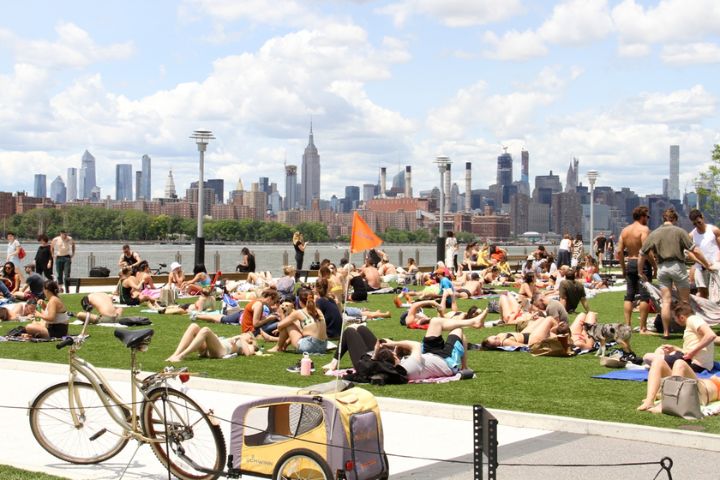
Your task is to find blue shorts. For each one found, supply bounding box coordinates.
[297,336,327,354]
[345,307,362,318]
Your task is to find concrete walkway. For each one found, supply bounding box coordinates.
[0,359,718,479]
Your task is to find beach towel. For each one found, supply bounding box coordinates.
[593,361,720,381]
[367,288,395,295]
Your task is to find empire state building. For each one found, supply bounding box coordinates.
[300,123,320,208]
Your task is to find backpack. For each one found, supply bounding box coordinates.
[343,354,408,385]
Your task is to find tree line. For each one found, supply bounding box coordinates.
[3,206,439,244]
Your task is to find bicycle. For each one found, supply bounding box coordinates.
[28,317,226,480]
[151,262,169,276]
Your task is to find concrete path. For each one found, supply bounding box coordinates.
[0,359,718,479]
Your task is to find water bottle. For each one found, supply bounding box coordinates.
[300,352,312,376]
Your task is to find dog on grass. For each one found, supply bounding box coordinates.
[584,322,632,357]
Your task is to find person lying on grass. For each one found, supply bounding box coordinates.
[322,310,489,375]
[166,323,257,362]
[76,293,124,323]
[0,302,36,321]
[325,313,487,380]
[192,289,280,335]
[637,358,720,413]
[481,316,559,349]
[267,288,327,354]
[401,295,485,329]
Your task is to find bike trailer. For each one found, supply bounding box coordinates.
[229,385,388,480]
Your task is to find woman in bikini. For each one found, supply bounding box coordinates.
[481,316,556,348]
[119,267,160,308]
[24,280,69,339]
[2,262,21,294]
[568,311,599,350]
[267,288,327,354]
[166,323,257,362]
[167,262,185,290]
[517,272,537,304]
[181,264,210,295]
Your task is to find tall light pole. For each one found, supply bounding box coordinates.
[190,129,215,268]
[435,155,451,262]
[587,170,599,255]
[695,178,703,210]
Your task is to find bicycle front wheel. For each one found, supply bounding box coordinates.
[29,381,129,464]
[142,387,226,480]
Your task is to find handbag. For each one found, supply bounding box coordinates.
[159,286,177,306]
[661,376,703,420]
[529,335,573,357]
[17,247,26,260]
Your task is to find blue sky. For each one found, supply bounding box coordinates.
[1,0,719,200]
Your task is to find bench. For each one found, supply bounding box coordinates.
[65,271,251,293]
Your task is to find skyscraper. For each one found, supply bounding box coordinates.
[141,154,152,199]
[135,171,142,200]
[520,149,530,196]
[116,164,133,201]
[79,150,96,200]
[300,123,320,208]
[285,165,298,210]
[669,145,680,200]
[50,176,67,203]
[34,174,47,198]
[67,168,77,201]
[496,149,513,205]
[164,170,177,198]
[565,157,579,193]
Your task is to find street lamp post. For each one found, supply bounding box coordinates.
[435,156,451,263]
[190,129,215,268]
[695,178,703,210]
[587,170,599,256]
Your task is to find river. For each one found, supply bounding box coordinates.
[13,241,551,277]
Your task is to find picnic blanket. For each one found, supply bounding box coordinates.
[325,368,464,383]
[593,361,720,381]
[367,287,395,295]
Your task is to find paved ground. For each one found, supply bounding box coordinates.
[0,359,718,479]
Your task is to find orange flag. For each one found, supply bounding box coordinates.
[350,212,383,253]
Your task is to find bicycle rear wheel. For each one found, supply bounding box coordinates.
[142,387,226,480]
[29,381,129,464]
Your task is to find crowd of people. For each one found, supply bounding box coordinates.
[2,210,720,418]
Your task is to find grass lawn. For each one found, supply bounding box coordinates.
[0,465,68,479]
[1,288,719,435]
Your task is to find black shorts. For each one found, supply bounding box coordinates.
[664,351,707,373]
[422,334,462,359]
[47,323,69,339]
[624,259,652,302]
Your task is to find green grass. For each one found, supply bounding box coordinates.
[2,289,719,434]
[0,465,68,479]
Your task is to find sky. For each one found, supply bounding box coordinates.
[1,0,720,201]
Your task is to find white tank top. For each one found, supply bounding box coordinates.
[691,225,720,267]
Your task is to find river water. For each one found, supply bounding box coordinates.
[14,241,550,277]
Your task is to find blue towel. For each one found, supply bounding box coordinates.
[593,361,720,382]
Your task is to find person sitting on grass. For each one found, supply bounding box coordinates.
[13,264,45,301]
[637,358,720,413]
[193,289,279,332]
[330,316,487,380]
[642,302,716,371]
[24,280,69,339]
[76,293,124,324]
[118,267,161,309]
[267,288,327,354]
[167,262,184,290]
[480,316,557,349]
[181,264,210,295]
[558,269,589,314]
[166,323,257,363]
[2,262,21,294]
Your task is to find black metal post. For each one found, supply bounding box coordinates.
[195,237,205,267]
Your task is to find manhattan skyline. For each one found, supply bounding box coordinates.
[1,1,719,200]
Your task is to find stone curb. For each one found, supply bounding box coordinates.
[3,358,718,452]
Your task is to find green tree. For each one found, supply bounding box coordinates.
[699,144,720,222]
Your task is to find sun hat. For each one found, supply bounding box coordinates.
[170,262,182,271]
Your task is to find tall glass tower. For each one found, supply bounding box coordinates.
[669,145,680,200]
[141,154,152,199]
[67,168,77,201]
[80,150,96,200]
[34,174,47,198]
[116,164,133,201]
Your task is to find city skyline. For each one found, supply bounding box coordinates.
[1,1,719,200]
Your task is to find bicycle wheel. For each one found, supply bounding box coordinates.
[272,449,333,480]
[141,387,226,480]
[29,381,129,464]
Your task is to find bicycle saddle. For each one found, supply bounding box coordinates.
[114,328,154,349]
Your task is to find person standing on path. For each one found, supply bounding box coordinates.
[34,234,53,280]
[445,231,458,273]
[292,231,307,271]
[639,208,714,339]
[688,209,720,300]
[617,206,654,333]
[5,232,23,281]
[50,230,75,293]
[593,232,607,268]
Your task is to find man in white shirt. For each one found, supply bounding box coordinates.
[688,209,720,299]
[50,230,75,293]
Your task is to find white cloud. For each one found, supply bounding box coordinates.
[661,43,720,65]
[0,22,133,69]
[483,0,612,60]
[180,0,321,28]
[629,85,717,123]
[377,0,523,28]
[617,43,650,58]
[482,30,548,60]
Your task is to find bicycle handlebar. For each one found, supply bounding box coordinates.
[56,337,75,350]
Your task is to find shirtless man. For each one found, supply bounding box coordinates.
[361,258,381,290]
[688,209,720,299]
[617,206,654,332]
[454,272,483,298]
